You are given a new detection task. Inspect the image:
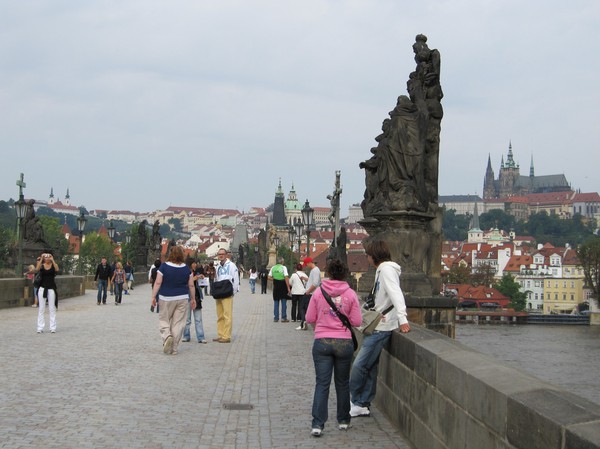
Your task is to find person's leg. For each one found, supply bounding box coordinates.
[170,299,188,353]
[101,280,108,303]
[221,296,233,340]
[96,281,102,303]
[182,303,192,341]
[193,308,205,341]
[215,299,225,339]
[281,299,288,320]
[158,300,175,344]
[349,331,391,407]
[311,338,334,430]
[273,299,280,321]
[47,289,57,332]
[291,297,299,321]
[115,283,122,304]
[37,288,46,332]
[333,339,354,424]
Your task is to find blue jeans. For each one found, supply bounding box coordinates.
[96,279,108,303]
[349,330,391,407]
[114,282,124,304]
[249,278,256,293]
[183,304,205,341]
[312,338,354,429]
[273,298,287,320]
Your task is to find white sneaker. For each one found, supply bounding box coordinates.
[163,336,174,354]
[295,326,303,330]
[350,403,370,417]
[338,423,352,430]
[311,428,322,437]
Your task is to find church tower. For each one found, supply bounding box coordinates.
[498,141,520,198]
[271,179,287,226]
[64,188,71,206]
[467,200,484,243]
[483,154,496,199]
[49,187,55,205]
[285,183,302,225]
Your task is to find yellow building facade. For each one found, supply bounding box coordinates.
[543,277,585,314]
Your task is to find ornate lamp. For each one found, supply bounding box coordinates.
[301,200,314,256]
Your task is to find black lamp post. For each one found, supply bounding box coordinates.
[76,211,87,274]
[125,232,131,265]
[294,219,303,258]
[301,199,314,257]
[107,220,116,243]
[273,235,280,257]
[288,226,296,253]
[254,245,259,268]
[15,195,27,277]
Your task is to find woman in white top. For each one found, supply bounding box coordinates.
[289,263,308,323]
[248,266,258,294]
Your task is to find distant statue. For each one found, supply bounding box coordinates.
[238,244,245,267]
[167,238,176,256]
[23,199,48,246]
[150,220,161,249]
[138,220,148,246]
[268,224,277,250]
[360,34,443,217]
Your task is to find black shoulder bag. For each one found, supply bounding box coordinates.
[320,286,358,351]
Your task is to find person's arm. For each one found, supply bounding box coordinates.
[231,264,240,292]
[48,255,59,272]
[188,274,196,309]
[151,272,163,308]
[380,266,410,332]
[285,275,290,292]
[305,289,321,324]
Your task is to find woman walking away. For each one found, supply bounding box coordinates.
[289,263,308,322]
[305,258,362,437]
[111,262,126,305]
[151,246,196,355]
[36,252,59,333]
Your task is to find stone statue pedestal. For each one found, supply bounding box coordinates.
[267,248,277,269]
[359,207,455,337]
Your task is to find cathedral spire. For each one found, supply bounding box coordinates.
[530,154,535,177]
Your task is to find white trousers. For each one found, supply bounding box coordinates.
[37,287,57,332]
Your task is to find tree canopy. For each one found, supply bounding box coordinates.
[576,237,600,307]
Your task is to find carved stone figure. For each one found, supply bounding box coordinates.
[23,199,48,246]
[138,220,148,246]
[360,34,443,216]
[150,220,161,249]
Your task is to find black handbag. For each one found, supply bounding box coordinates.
[33,272,42,288]
[211,279,234,299]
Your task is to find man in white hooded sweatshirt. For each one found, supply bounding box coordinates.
[350,240,411,417]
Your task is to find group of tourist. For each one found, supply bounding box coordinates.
[31,238,410,439]
[93,258,135,305]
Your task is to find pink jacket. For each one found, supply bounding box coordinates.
[305,279,362,340]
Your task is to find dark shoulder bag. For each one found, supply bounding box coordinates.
[212,279,233,299]
[320,286,358,351]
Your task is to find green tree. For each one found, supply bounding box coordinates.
[444,264,472,284]
[479,209,516,233]
[576,237,600,308]
[442,208,469,241]
[0,226,14,269]
[79,232,115,275]
[471,263,496,287]
[495,273,527,311]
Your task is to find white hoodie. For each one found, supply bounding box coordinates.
[373,261,408,330]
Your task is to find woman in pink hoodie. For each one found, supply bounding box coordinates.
[305,258,362,437]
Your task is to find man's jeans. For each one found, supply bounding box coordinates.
[349,330,392,407]
[183,304,205,342]
[311,338,354,429]
[273,298,287,320]
[249,278,256,293]
[97,279,108,303]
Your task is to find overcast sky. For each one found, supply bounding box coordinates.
[1,0,598,216]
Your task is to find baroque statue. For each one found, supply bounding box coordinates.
[360,34,443,216]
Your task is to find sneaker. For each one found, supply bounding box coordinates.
[338,423,352,430]
[31,304,38,308]
[311,428,322,437]
[163,336,174,354]
[273,319,279,322]
[302,322,308,330]
[350,403,371,417]
[171,350,178,355]
[50,330,56,334]
[181,339,190,342]
[37,330,43,334]
[281,319,289,323]
[295,326,303,330]
[97,302,101,305]
[199,340,207,344]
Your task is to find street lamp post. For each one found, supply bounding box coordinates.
[76,211,87,275]
[273,235,280,257]
[254,245,259,269]
[301,199,314,257]
[125,232,131,266]
[288,226,296,253]
[107,220,116,244]
[294,219,303,259]
[14,195,27,277]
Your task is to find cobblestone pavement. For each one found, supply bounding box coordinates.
[0,282,412,449]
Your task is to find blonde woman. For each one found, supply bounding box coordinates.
[35,252,59,333]
[111,262,127,305]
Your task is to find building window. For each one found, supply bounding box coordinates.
[554,294,558,300]
[534,293,538,300]
[571,294,574,301]
[571,281,575,288]
[563,281,567,288]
